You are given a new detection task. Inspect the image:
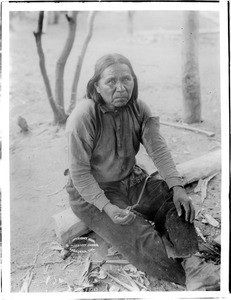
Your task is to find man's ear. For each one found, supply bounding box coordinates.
[94,83,100,94]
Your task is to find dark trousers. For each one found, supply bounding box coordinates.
[67,172,198,286]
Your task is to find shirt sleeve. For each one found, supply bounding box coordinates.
[66,121,110,212]
[140,101,184,188]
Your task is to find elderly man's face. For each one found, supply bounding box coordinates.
[95,63,134,109]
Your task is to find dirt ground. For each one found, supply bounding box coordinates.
[9,11,221,292]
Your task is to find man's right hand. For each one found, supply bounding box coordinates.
[103,203,136,225]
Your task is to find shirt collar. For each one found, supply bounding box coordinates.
[98,100,133,114]
[98,103,114,113]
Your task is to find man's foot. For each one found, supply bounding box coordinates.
[182,254,220,291]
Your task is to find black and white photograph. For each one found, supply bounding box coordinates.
[2,1,229,297]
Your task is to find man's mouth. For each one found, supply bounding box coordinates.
[114,95,128,100]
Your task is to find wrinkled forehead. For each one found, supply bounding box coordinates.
[99,63,133,79]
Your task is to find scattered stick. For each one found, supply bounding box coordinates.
[204,213,220,228]
[120,269,140,291]
[201,242,220,256]
[34,184,49,191]
[20,245,40,292]
[62,260,75,270]
[42,253,55,260]
[160,120,215,137]
[92,259,129,265]
[90,260,106,273]
[134,279,148,290]
[44,264,49,273]
[41,260,64,267]
[47,184,66,197]
[32,245,40,267]
[79,255,91,286]
[104,270,136,291]
[194,173,217,202]
[14,259,64,270]
[35,128,48,136]
[20,269,33,292]
[195,226,206,242]
[14,261,35,270]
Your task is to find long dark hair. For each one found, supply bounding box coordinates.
[86,53,138,104]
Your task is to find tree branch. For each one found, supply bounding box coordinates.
[34,12,67,124]
[55,11,77,113]
[68,11,96,114]
[37,11,44,33]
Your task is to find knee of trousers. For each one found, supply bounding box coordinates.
[165,209,199,257]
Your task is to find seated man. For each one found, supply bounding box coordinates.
[66,53,220,291]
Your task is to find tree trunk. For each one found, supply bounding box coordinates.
[68,11,96,114]
[127,11,134,36]
[182,11,201,124]
[34,11,67,124]
[43,11,49,33]
[55,11,77,115]
[52,11,60,24]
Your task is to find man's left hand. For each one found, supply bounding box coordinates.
[173,186,195,223]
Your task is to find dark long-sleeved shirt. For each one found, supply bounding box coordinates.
[65,98,183,211]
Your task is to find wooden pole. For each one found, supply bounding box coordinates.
[160,120,215,137]
[182,11,201,124]
[176,149,221,186]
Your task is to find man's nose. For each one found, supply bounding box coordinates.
[115,81,125,91]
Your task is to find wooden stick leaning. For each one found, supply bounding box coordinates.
[160,120,215,137]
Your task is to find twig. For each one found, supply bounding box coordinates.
[201,242,220,256]
[79,255,91,285]
[195,226,206,242]
[34,183,50,191]
[104,270,135,291]
[47,184,66,197]
[204,213,220,228]
[19,245,40,292]
[134,279,148,290]
[42,260,64,266]
[120,269,140,291]
[20,269,33,292]
[14,259,64,270]
[35,128,48,136]
[42,252,54,260]
[14,261,34,270]
[33,245,40,266]
[62,260,75,270]
[160,120,215,137]
[194,173,217,202]
[92,259,129,265]
[90,260,106,273]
